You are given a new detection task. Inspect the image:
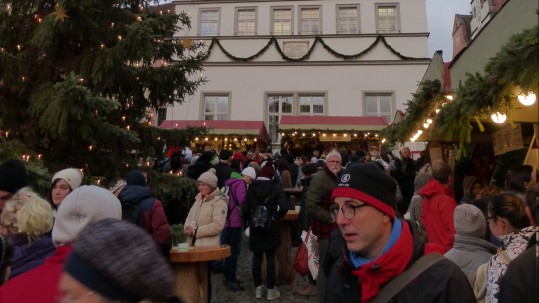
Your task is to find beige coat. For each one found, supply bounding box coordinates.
[185,189,228,247]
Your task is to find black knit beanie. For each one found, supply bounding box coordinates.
[0,159,27,194]
[125,171,146,186]
[331,162,397,218]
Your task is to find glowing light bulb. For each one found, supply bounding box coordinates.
[518,92,536,106]
[491,112,507,124]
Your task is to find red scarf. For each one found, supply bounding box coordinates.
[351,219,414,303]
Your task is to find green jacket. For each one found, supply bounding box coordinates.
[306,166,339,238]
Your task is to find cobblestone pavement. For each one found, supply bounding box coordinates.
[211,234,319,303]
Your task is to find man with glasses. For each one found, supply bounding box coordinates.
[305,150,342,301]
[325,162,475,302]
[0,160,27,215]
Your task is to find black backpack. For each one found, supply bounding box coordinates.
[122,197,154,228]
[251,196,273,231]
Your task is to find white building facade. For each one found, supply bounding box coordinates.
[165,0,430,149]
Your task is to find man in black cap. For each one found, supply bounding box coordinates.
[325,162,475,303]
[213,149,234,188]
[0,160,27,214]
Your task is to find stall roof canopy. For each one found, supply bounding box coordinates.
[279,116,388,131]
[160,120,270,143]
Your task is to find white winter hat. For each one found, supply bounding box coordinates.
[52,186,121,245]
[197,168,218,188]
[241,167,257,180]
[52,168,83,190]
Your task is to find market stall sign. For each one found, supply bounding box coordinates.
[492,123,524,156]
[319,133,351,142]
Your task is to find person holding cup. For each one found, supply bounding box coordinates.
[184,168,228,247]
[184,168,228,303]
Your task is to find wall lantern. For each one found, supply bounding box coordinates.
[518,92,536,106]
[491,112,507,124]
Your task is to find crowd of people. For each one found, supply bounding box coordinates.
[0,143,536,303]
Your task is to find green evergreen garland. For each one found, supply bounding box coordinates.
[200,35,429,62]
[383,25,538,154]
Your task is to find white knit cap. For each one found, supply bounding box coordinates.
[197,168,218,188]
[52,186,121,245]
[241,167,257,180]
[453,204,486,238]
[52,168,83,190]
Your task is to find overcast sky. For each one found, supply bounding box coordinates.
[426,0,471,61]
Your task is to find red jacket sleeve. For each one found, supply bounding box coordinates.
[149,199,171,246]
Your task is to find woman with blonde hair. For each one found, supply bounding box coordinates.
[0,187,55,278]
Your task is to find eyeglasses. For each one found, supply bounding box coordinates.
[327,160,341,165]
[486,216,496,224]
[329,203,369,220]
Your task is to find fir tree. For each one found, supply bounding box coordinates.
[0,0,206,179]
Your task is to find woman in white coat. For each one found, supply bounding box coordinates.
[185,168,228,247]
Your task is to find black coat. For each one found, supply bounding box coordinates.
[242,179,288,253]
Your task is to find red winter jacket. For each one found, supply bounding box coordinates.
[0,245,72,303]
[419,179,457,253]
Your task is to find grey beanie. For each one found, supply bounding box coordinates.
[454,204,486,238]
[197,168,218,188]
[66,219,178,302]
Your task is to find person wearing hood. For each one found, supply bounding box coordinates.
[118,171,171,249]
[405,173,432,227]
[419,160,457,253]
[0,186,122,302]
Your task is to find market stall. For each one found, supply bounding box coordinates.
[160,120,270,151]
[278,116,387,152]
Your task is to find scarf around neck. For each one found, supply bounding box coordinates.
[351,218,414,303]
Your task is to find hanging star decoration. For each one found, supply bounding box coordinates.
[53,4,69,22]
[181,38,192,49]
[252,206,270,229]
